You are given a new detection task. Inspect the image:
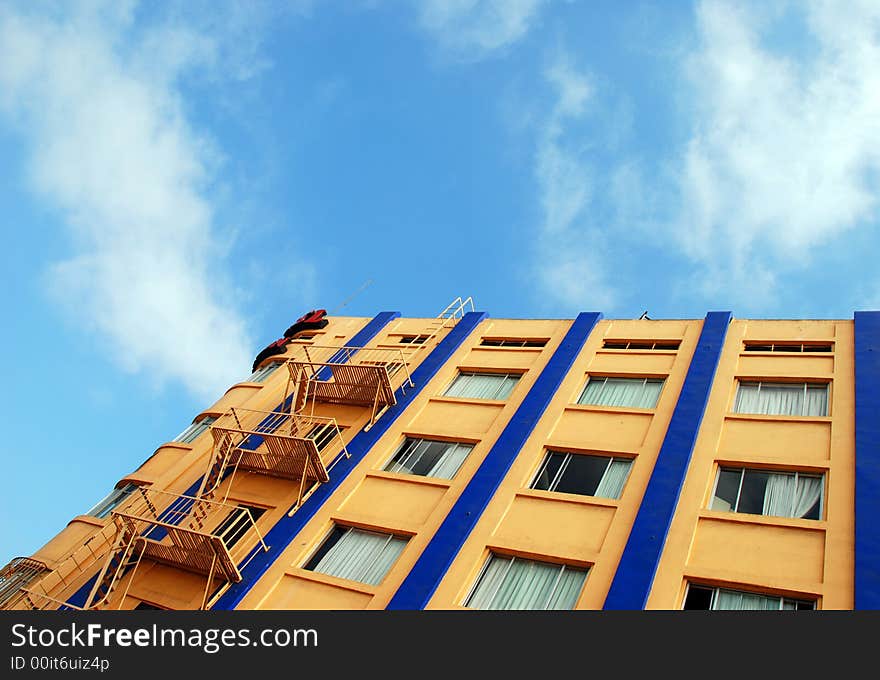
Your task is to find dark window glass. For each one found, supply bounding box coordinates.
[736,469,771,515]
[683,585,714,610]
[215,506,265,549]
[304,526,348,571]
[532,452,566,491]
[553,455,610,496]
[711,468,742,512]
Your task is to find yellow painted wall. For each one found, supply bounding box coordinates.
[647,319,855,609]
[425,318,705,609]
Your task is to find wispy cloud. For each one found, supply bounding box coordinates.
[0,1,260,400]
[416,0,550,59]
[532,52,617,310]
[674,0,880,299]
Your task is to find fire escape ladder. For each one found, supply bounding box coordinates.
[83,521,143,610]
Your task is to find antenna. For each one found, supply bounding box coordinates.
[329,278,374,315]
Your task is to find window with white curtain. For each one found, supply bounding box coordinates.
[304,526,408,586]
[384,438,474,480]
[710,466,823,520]
[733,381,829,416]
[577,376,664,409]
[443,372,520,400]
[174,415,217,444]
[683,584,815,610]
[87,483,140,519]
[246,361,284,383]
[464,554,588,610]
[531,451,632,500]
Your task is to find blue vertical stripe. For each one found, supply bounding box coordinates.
[855,311,880,609]
[212,311,487,609]
[64,311,401,610]
[603,311,731,610]
[386,312,602,610]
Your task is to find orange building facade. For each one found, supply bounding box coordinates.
[2,301,878,611]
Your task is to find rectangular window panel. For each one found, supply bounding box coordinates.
[602,340,680,351]
[306,423,339,452]
[87,483,139,519]
[384,438,473,480]
[733,381,829,417]
[465,554,588,610]
[480,338,547,348]
[531,451,632,499]
[443,372,520,400]
[174,415,217,444]
[577,377,664,409]
[304,526,407,586]
[684,584,815,610]
[399,335,429,344]
[710,467,823,520]
[743,342,833,353]
[214,505,266,550]
[247,361,283,383]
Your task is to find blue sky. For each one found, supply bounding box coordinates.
[1,0,879,567]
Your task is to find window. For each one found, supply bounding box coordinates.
[464,554,587,610]
[733,381,828,417]
[384,438,474,480]
[247,361,284,383]
[531,452,632,500]
[710,467,823,520]
[87,483,139,519]
[577,376,664,409]
[174,415,217,444]
[133,601,165,610]
[443,372,520,400]
[0,558,49,607]
[480,338,547,348]
[683,584,814,610]
[304,526,407,586]
[603,340,680,351]
[398,335,429,345]
[213,505,266,550]
[306,422,339,452]
[744,342,833,353]
[362,360,404,379]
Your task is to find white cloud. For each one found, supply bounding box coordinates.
[0,2,255,401]
[417,0,549,58]
[676,0,880,296]
[532,53,616,310]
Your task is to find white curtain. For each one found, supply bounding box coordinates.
[595,459,632,499]
[735,383,828,417]
[579,378,663,409]
[804,385,829,416]
[312,529,406,586]
[763,473,823,518]
[713,589,779,610]
[468,556,587,610]
[386,440,472,479]
[428,443,472,479]
[445,374,517,400]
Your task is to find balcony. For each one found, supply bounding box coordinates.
[203,408,349,511]
[285,345,415,427]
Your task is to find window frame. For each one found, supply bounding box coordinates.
[173,415,217,444]
[303,525,408,587]
[743,342,833,353]
[463,552,588,611]
[443,371,522,401]
[732,380,830,417]
[683,583,816,610]
[246,360,284,383]
[576,375,665,410]
[708,465,824,520]
[530,450,632,500]
[602,340,681,351]
[480,338,548,349]
[87,482,141,519]
[383,437,474,480]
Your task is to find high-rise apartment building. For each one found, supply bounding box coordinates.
[2,299,877,610]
